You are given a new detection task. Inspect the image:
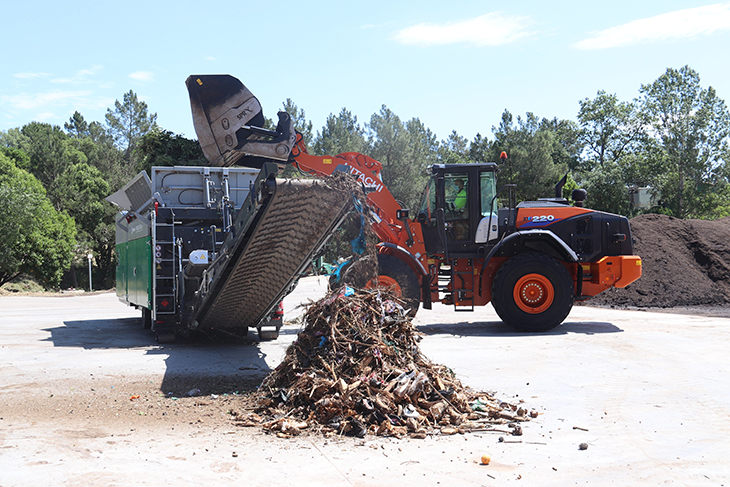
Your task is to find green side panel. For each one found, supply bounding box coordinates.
[116,242,127,301]
[129,236,152,308]
[115,236,152,309]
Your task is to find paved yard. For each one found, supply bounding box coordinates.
[0,277,727,486]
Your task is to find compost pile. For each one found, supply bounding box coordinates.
[237,287,532,438]
[591,214,730,308]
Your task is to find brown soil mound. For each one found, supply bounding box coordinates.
[590,214,730,308]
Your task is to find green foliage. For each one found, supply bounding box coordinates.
[638,65,730,218]
[64,111,89,138]
[0,146,30,170]
[541,117,582,171]
[105,90,158,161]
[67,122,130,192]
[366,106,437,209]
[490,110,569,201]
[468,133,491,163]
[0,153,76,287]
[577,90,644,169]
[55,163,117,287]
[4,114,133,289]
[561,173,579,202]
[437,131,471,164]
[54,162,112,248]
[17,122,75,201]
[312,108,367,156]
[135,128,207,174]
[0,275,47,294]
[581,162,631,215]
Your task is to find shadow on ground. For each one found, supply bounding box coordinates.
[417,320,623,337]
[43,317,276,396]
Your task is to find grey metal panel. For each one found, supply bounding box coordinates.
[151,166,259,209]
[106,171,153,213]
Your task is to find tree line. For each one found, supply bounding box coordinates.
[1,65,728,290]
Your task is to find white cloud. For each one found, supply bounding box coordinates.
[51,65,104,84]
[2,90,92,110]
[34,112,58,123]
[393,12,534,47]
[129,71,154,82]
[1,90,112,115]
[361,21,397,30]
[575,3,730,50]
[14,72,51,79]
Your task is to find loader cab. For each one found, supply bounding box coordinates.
[417,163,499,258]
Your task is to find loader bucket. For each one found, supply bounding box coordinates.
[186,75,296,167]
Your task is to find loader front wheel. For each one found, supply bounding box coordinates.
[367,254,420,316]
[492,252,573,332]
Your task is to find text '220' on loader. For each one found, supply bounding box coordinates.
[186,74,641,333]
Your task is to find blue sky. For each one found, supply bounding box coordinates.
[2,1,730,145]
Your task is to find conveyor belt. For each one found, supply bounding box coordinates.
[196,177,352,331]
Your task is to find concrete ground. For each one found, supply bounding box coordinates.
[0,276,728,486]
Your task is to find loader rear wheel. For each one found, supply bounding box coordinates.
[367,254,420,316]
[492,252,573,332]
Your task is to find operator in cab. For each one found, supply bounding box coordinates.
[454,179,467,210]
[450,178,469,240]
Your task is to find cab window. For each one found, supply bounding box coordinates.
[480,171,497,216]
[418,177,436,223]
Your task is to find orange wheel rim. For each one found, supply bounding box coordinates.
[513,273,554,314]
[366,275,402,297]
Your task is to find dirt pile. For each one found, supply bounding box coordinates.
[591,214,730,308]
[236,287,532,438]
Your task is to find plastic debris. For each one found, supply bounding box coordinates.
[246,287,531,438]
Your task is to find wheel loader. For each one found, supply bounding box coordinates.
[181,74,641,332]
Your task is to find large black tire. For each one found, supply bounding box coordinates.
[372,254,421,316]
[257,328,280,341]
[258,318,282,341]
[491,252,574,332]
[330,254,377,290]
[155,331,176,344]
[142,308,152,330]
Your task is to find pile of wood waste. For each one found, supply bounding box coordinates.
[234,286,534,439]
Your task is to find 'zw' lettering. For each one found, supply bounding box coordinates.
[524,215,555,223]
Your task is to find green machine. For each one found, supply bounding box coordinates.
[108,164,352,343]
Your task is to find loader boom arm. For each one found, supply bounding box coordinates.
[186,74,428,272]
[288,133,427,262]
